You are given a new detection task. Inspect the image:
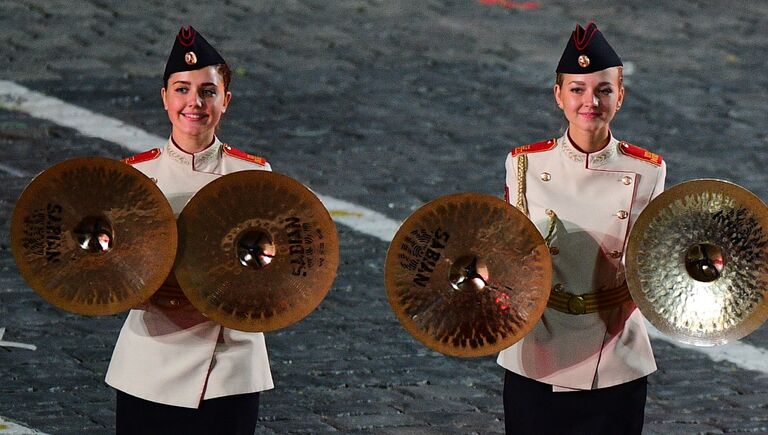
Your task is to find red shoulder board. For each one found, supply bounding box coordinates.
[122,148,160,165]
[511,138,556,157]
[618,141,663,166]
[222,144,267,166]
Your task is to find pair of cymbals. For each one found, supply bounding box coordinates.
[384,180,768,356]
[11,157,339,332]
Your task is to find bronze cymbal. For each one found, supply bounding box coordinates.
[384,193,552,357]
[175,171,339,332]
[626,179,768,346]
[10,157,177,315]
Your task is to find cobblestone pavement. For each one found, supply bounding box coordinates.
[1,0,768,433]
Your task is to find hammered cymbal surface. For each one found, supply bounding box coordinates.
[626,179,768,346]
[175,171,339,332]
[384,193,552,357]
[10,157,177,315]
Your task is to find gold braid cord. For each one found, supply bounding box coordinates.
[516,154,528,216]
[543,209,558,247]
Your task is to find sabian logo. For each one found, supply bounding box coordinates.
[22,203,63,263]
[398,228,450,287]
[284,216,326,277]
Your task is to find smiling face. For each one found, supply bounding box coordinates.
[554,67,624,140]
[161,65,231,150]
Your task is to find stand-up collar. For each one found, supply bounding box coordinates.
[165,136,222,170]
[559,130,619,168]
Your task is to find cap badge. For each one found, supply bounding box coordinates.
[578,54,590,68]
[184,51,198,65]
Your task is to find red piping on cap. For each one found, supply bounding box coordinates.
[573,22,599,51]
[178,26,196,48]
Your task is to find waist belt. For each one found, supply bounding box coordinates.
[547,282,632,315]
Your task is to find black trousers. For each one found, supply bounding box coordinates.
[503,370,647,435]
[116,390,260,435]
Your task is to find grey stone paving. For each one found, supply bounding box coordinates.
[1,0,768,434]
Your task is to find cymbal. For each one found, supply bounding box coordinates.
[175,171,339,332]
[626,179,768,346]
[384,193,552,357]
[10,157,177,315]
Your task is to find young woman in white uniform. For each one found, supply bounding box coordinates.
[106,26,273,435]
[498,23,666,435]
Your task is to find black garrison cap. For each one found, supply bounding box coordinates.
[163,26,226,85]
[556,23,622,74]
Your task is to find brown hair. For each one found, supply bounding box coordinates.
[555,66,623,87]
[163,63,231,91]
[214,63,231,92]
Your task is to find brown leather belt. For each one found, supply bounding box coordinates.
[547,282,632,314]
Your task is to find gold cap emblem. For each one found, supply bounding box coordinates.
[578,54,590,68]
[184,51,198,65]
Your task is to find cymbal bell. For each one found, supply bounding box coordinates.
[10,157,177,315]
[174,171,339,332]
[384,193,552,357]
[626,179,768,346]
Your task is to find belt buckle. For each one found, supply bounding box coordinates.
[567,294,587,314]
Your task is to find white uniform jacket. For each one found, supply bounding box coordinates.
[497,132,666,391]
[106,137,275,408]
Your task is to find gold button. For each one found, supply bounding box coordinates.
[540,172,551,182]
[616,210,629,219]
[568,295,587,314]
[553,283,564,292]
[609,250,622,259]
[549,247,559,255]
[622,176,633,185]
